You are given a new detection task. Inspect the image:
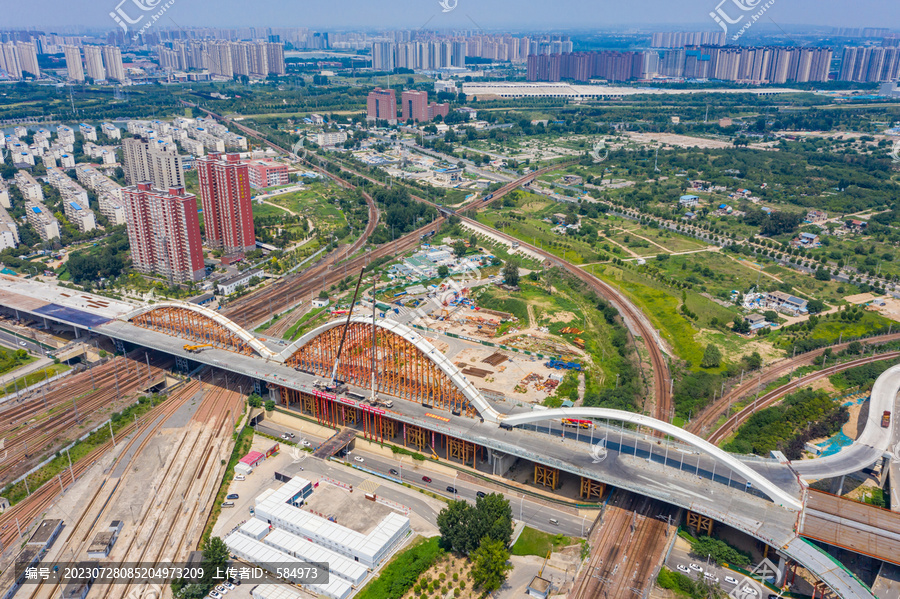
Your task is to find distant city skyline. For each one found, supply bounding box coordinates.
[3,1,899,32]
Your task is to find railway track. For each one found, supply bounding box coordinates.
[707,351,900,446]
[22,380,203,599]
[0,376,197,560]
[688,333,900,438]
[572,492,674,599]
[0,356,171,488]
[96,381,241,599]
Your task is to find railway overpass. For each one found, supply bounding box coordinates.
[0,275,894,599]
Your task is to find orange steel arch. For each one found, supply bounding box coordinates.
[287,321,473,414]
[130,304,257,356]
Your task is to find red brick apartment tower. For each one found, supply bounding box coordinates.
[366,87,397,121]
[401,90,429,122]
[123,182,205,282]
[196,152,256,264]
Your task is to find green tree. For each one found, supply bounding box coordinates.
[436,493,512,555]
[452,241,467,259]
[437,265,450,278]
[471,537,512,592]
[318,290,329,301]
[248,394,263,408]
[469,234,478,248]
[200,536,230,586]
[815,268,831,281]
[264,399,276,411]
[700,344,722,369]
[501,259,520,287]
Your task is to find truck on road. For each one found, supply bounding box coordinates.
[883,411,891,428]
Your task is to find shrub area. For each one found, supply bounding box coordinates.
[723,388,848,459]
[355,536,443,599]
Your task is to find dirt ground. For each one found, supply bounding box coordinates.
[864,296,900,323]
[451,346,558,404]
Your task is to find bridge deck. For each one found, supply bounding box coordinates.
[802,490,900,565]
[312,427,357,459]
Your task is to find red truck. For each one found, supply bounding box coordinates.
[883,411,891,428]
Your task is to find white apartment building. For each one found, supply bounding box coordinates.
[101,123,121,140]
[79,123,97,142]
[26,202,60,242]
[14,171,43,202]
[0,206,19,250]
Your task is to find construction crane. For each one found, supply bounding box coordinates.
[184,344,214,353]
[538,550,552,577]
[329,269,366,384]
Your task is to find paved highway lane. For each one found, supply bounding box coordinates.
[256,422,591,538]
[0,327,44,355]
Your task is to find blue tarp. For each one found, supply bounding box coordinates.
[33,304,110,328]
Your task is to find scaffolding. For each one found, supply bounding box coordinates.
[287,322,472,415]
[130,305,253,355]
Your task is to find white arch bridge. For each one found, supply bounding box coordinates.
[108,302,888,599]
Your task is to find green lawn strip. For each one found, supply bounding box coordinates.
[511,526,578,557]
[0,363,70,397]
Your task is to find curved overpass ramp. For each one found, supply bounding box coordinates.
[791,364,900,480]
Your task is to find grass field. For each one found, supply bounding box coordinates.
[592,263,744,370]
[511,526,579,557]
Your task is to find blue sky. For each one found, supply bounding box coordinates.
[4,0,897,32]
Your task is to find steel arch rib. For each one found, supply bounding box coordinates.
[501,407,802,510]
[282,316,500,418]
[122,301,280,361]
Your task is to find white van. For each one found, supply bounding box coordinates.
[221,501,235,508]
[234,474,246,481]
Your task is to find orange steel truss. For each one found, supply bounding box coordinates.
[288,322,471,415]
[130,306,254,355]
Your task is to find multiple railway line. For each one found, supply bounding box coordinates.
[0,354,171,488]
[572,493,676,599]
[707,351,900,446]
[688,333,900,438]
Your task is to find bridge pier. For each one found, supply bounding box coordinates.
[534,464,559,490]
[580,477,605,501]
[488,450,514,476]
[686,511,714,536]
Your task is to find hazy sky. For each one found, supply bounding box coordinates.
[4,0,898,32]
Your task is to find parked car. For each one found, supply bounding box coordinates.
[354,456,364,463]
[725,576,739,585]
[234,475,245,481]
[280,433,290,440]
[422,476,432,483]
[302,440,311,447]
[742,587,758,596]
[689,564,702,573]
[226,493,239,500]
[677,565,690,574]
[704,573,718,583]
[476,491,486,498]
[216,585,228,594]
